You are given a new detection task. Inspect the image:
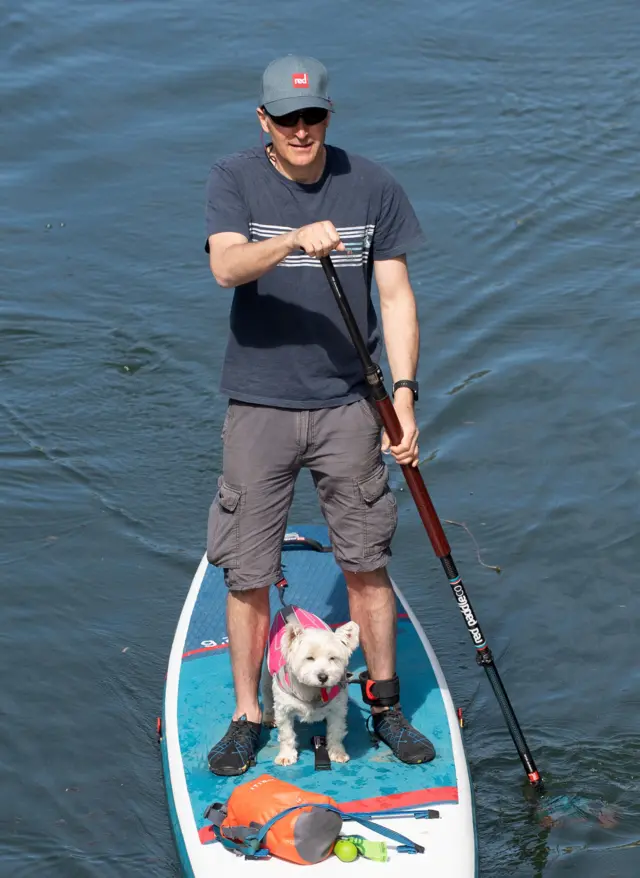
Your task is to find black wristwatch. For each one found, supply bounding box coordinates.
[392,379,419,402]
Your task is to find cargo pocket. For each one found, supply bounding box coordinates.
[356,464,398,561]
[207,477,243,569]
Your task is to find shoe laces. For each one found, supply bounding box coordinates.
[209,715,259,763]
[370,707,427,748]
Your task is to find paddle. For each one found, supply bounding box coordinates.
[320,254,543,792]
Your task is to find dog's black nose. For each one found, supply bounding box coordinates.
[317,672,329,684]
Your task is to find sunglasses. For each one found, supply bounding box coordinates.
[266,107,329,128]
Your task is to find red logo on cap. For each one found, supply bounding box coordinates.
[292,72,309,88]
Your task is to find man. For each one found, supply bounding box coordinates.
[205,54,435,776]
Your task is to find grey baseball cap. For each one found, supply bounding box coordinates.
[260,55,333,116]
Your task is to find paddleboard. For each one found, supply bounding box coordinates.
[161,524,477,875]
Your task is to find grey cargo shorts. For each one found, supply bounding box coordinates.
[207,399,398,590]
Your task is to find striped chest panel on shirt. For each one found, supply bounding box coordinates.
[249,222,375,268]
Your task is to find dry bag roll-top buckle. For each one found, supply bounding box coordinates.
[358,671,400,708]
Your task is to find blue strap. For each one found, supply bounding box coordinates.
[341,811,425,853]
[255,803,424,854]
[211,823,269,859]
[255,804,315,844]
[344,808,439,820]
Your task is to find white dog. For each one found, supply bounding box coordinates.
[262,620,360,766]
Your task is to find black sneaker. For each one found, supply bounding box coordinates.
[207,715,262,776]
[370,706,436,764]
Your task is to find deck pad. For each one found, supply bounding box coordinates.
[162,525,476,876]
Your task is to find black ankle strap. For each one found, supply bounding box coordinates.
[359,671,400,707]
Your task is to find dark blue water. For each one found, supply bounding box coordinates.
[2,1,639,874]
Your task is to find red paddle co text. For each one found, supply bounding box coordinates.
[453,584,484,646]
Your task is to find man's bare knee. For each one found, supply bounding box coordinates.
[344,567,392,592]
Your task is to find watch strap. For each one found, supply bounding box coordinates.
[392,379,419,401]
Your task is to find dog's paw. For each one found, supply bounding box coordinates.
[262,712,276,728]
[328,747,350,763]
[275,749,298,766]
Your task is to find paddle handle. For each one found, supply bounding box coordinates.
[320,255,543,791]
[375,397,450,557]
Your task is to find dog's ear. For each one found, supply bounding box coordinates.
[281,622,304,659]
[335,621,360,653]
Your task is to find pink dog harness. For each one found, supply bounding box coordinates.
[267,606,344,704]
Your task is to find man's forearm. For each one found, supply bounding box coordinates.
[380,293,419,403]
[211,232,295,288]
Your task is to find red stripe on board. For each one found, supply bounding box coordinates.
[339,786,458,813]
[199,824,217,844]
[183,643,229,659]
[197,784,457,846]
[184,615,410,660]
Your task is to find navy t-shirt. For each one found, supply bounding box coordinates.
[205,144,423,408]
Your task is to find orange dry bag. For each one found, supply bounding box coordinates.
[205,774,341,864]
[204,773,426,864]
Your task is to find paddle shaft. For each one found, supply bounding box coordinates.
[320,255,542,790]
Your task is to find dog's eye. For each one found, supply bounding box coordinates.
[329,657,338,662]
[306,656,315,662]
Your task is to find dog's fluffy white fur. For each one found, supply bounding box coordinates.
[262,620,360,766]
